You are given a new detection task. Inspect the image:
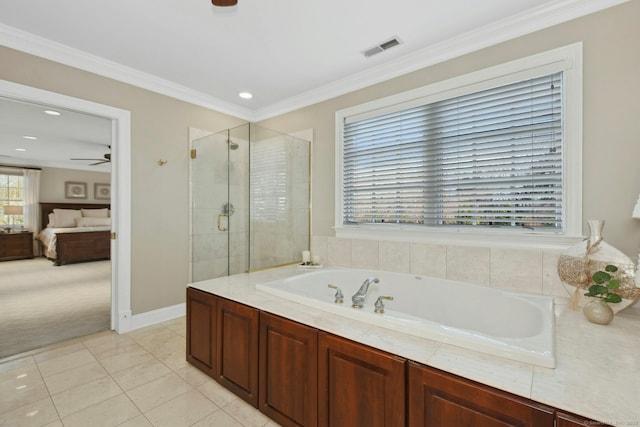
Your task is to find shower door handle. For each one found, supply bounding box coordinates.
[217,213,229,232]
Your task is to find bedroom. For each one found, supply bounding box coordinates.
[0,103,113,358]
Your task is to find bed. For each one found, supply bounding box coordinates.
[38,202,111,266]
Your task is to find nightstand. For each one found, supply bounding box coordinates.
[0,231,34,261]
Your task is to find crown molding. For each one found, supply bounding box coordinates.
[0,0,629,122]
[0,24,255,121]
[252,0,628,120]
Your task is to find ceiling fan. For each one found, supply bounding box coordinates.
[211,0,237,6]
[70,146,111,166]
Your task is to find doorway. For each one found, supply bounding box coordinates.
[0,79,132,339]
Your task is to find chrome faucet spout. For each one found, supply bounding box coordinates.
[351,276,380,308]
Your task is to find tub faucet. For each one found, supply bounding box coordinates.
[351,276,380,308]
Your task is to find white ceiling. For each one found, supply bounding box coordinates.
[0,97,112,172]
[0,0,627,170]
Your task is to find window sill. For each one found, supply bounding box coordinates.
[334,225,584,251]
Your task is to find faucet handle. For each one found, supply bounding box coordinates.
[374,296,394,314]
[328,284,344,304]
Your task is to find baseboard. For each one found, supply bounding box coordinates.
[129,303,186,331]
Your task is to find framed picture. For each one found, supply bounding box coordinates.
[94,183,111,200]
[64,181,87,199]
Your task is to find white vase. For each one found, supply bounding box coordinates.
[582,299,614,325]
[557,220,637,313]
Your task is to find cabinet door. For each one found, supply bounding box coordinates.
[216,297,260,407]
[186,287,217,377]
[556,411,612,427]
[318,332,405,427]
[408,361,554,427]
[259,312,318,427]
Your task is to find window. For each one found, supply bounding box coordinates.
[336,44,583,246]
[0,172,24,229]
[251,140,288,222]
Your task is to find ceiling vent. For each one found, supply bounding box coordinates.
[362,36,402,58]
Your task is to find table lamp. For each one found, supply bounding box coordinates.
[4,205,23,231]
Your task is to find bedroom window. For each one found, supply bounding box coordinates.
[0,172,24,229]
[335,44,583,246]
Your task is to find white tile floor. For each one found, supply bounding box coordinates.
[0,317,280,427]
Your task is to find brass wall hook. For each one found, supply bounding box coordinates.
[157,159,168,166]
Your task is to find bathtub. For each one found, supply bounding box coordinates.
[256,268,555,368]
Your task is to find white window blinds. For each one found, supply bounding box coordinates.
[251,141,288,222]
[342,72,563,231]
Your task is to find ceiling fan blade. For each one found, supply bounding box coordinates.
[71,151,110,163]
[212,0,237,6]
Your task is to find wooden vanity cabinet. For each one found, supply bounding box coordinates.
[216,296,260,407]
[318,332,406,427]
[186,288,260,407]
[186,288,613,427]
[259,311,318,427]
[407,361,554,426]
[186,287,217,377]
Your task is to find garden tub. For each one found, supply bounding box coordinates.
[256,268,555,368]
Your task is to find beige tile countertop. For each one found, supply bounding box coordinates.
[189,265,640,425]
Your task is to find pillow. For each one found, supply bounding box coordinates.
[47,213,56,228]
[82,208,109,218]
[52,209,82,228]
[75,217,111,227]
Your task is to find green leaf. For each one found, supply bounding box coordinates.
[607,279,620,290]
[604,294,622,303]
[595,284,608,294]
[592,271,611,284]
[585,284,607,297]
[605,265,618,273]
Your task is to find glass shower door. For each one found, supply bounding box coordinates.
[190,127,249,282]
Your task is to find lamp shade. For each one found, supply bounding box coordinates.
[4,205,23,215]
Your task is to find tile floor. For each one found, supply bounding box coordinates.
[0,317,280,427]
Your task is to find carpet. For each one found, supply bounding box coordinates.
[0,257,111,359]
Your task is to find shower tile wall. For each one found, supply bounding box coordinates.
[250,136,309,270]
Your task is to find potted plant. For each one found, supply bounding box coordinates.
[582,264,622,325]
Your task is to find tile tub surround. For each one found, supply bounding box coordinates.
[313,236,569,297]
[190,266,640,425]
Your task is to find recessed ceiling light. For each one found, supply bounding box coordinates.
[23,136,38,140]
[44,110,61,116]
[15,148,27,152]
[238,92,253,99]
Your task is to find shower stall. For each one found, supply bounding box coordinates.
[189,123,311,282]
